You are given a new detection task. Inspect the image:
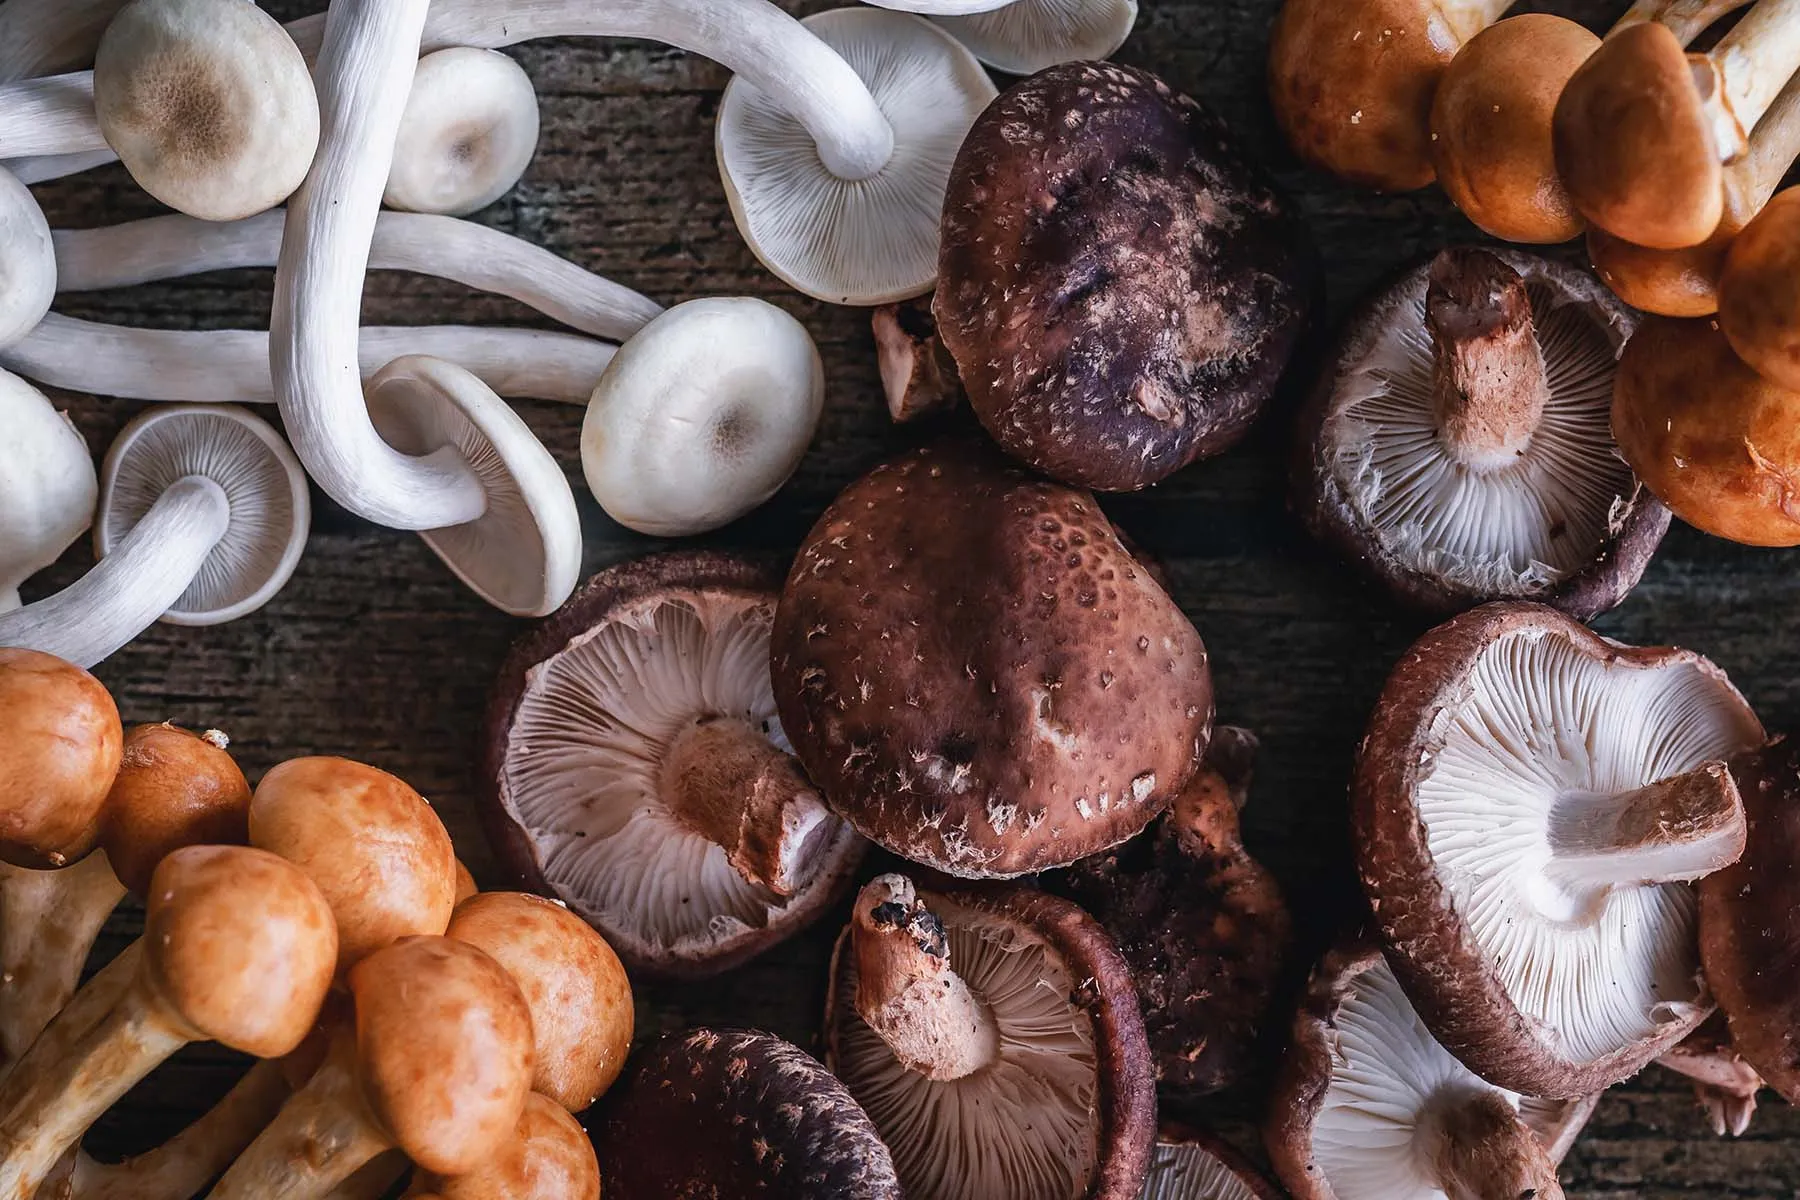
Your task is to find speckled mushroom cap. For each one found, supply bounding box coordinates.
[935,62,1316,492]
[1355,601,1765,1097]
[771,439,1214,878]
[589,1027,902,1199]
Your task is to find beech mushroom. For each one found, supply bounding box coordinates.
[1657,1015,1764,1136]
[1355,601,1764,1095]
[1611,315,1800,546]
[929,0,1139,74]
[591,1028,901,1197]
[937,62,1317,492]
[0,649,119,874]
[1140,1124,1286,1200]
[826,874,1156,1200]
[384,48,539,216]
[772,440,1213,876]
[873,296,963,423]
[1052,727,1292,1099]
[1266,941,1565,1200]
[581,298,823,536]
[0,844,337,1199]
[0,169,53,351]
[210,935,534,1197]
[1718,187,1800,389]
[482,551,864,976]
[0,404,309,668]
[405,1093,598,1200]
[1296,247,1666,619]
[0,373,94,613]
[1555,0,1800,249]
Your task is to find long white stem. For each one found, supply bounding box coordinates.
[7,150,115,185]
[54,211,662,343]
[0,477,227,669]
[1615,0,1754,43]
[0,0,131,83]
[1714,0,1800,131]
[0,73,104,159]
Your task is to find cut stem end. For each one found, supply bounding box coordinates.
[1427,249,1551,473]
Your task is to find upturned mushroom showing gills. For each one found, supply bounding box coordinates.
[1298,248,1666,620]
[937,62,1316,492]
[482,551,864,977]
[0,404,309,668]
[0,372,94,613]
[826,875,1156,1200]
[1052,727,1293,1099]
[923,0,1139,74]
[772,440,1213,877]
[590,1027,902,1198]
[1266,941,1566,1200]
[1355,601,1765,1096]
[1718,187,1800,390]
[1139,1125,1286,1200]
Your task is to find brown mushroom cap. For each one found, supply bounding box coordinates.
[1354,601,1764,1096]
[100,723,249,896]
[249,756,458,971]
[445,891,634,1112]
[408,1092,598,1200]
[1430,15,1596,244]
[0,648,122,869]
[590,1027,902,1198]
[1719,186,1800,391]
[937,62,1316,492]
[1612,315,1800,546]
[772,440,1213,878]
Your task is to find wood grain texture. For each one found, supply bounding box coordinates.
[18,0,1800,1193]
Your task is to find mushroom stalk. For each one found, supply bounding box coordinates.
[207,1043,389,1200]
[1416,1089,1565,1200]
[1615,0,1758,43]
[0,74,104,159]
[1425,250,1550,472]
[1,315,615,408]
[1547,760,1745,890]
[0,856,125,1071]
[1700,0,1800,158]
[0,0,130,81]
[850,875,999,1082]
[0,477,228,670]
[660,717,835,898]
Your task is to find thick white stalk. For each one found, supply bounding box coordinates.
[1713,0,1800,132]
[1,316,613,408]
[55,211,662,343]
[0,74,105,159]
[6,151,116,185]
[1615,0,1755,42]
[273,0,487,532]
[0,477,227,669]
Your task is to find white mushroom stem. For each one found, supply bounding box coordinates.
[0,0,131,81]
[1614,0,1758,44]
[6,151,116,186]
[661,717,835,898]
[1415,1088,1565,1200]
[1696,0,1800,159]
[0,855,125,1072]
[0,476,227,669]
[851,875,999,1082]
[0,73,105,159]
[53,211,662,344]
[1425,250,1550,473]
[1546,760,1745,890]
[1,316,615,407]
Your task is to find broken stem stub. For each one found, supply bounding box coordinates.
[1419,1088,1565,1200]
[1548,759,1745,890]
[1427,249,1551,473]
[851,874,999,1082]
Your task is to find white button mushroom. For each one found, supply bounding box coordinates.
[0,405,309,668]
[384,47,540,217]
[0,167,56,350]
[0,372,96,614]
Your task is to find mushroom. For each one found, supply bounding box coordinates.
[404,1093,598,1200]
[481,551,865,977]
[590,1027,901,1198]
[0,169,54,352]
[1355,601,1764,1095]
[1050,727,1293,1099]
[1265,940,1566,1200]
[928,0,1139,75]
[1718,186,1800,389]
[772,439,1213,877]
[581,297,823,537]
[0,404,309,668]
[873,296,964,423]
[0,844,337,1199]
[1295,247,1667,619]
[1611,314,1800,545]
[0,372,94,613]
[936,61,1318,491]
[0,649,120,875]
[1518,1094,1603,1166]
[1656,1015,1764,1136]
[383,48,539,216]
[825,874,1156,1200]
[0,0,132,80]
[208,935,535,1198]
[1555,0,1800,249]
[1140,1124,1286,1200]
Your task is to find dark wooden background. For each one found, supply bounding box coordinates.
[24,0,1800,1194]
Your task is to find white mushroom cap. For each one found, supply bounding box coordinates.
[581,298,823,537]
[934,0,1139,75]
[383,47,540,217]
[859,0,1012,13]
[0,371,96,612]
[1141,1140,1269,1200]
[717,8,995,305]
[0,168,55,350]
[92,0,321,222]
[364,355,581,618]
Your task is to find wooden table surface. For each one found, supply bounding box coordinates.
[27,0,1800,1194]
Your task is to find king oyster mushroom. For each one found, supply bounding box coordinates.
[481,551,864,977]
[771,439,1213,878]
[1297,247,1667,620]
[826,874,1156,1200]
[1139,1124,1285,1200]
[1051,727,1293,1099]
[935,62,1317,492]
[1356,601,1765,1096]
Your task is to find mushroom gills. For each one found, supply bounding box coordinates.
[932,0,1138,75]
[1140,1140,1264,1200]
